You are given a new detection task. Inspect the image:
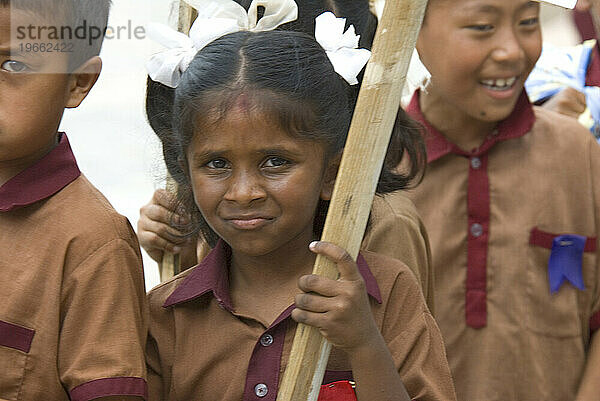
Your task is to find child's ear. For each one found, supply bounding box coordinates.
[320,153,342,201]
[65,56,102,109]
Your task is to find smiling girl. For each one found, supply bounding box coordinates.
[143,2,455,400]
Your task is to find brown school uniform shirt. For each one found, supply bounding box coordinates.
[197,193,435,311]
[147,240,456,401]
[365,194,435,312]
[406,91,600,401]
[0,134,148,400]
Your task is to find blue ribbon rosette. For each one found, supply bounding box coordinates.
[548,234,586,294]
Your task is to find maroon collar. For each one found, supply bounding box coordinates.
[0,133,81,212]
[586,46,600,87]
[406,90,535,163]
[164,239,383,309]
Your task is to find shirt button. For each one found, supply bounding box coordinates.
[470,157,482,169]
[470,223,483,238]
[255,383,268,398]
[260,334,274,347]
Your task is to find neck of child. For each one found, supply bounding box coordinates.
[0,135,59,187]
[227,237,317,323]
[230,242,316,291]
[419,91,498,152]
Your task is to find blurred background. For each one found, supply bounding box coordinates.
[58,1,583,291]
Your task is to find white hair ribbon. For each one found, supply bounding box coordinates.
[407,49,431,91]
[401,48,432,106]
[314,12,371,85]
[146,0,299,88]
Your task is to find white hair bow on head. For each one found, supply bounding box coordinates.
[314,12,371,85]
[146,0,298,88]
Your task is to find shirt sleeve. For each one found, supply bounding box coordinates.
[59,237,148,401]
[380,266,456,401]
[362,194,435,312]
[589,135,600,333]
[146,330,164,401]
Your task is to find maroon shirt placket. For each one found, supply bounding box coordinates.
[242,308,291,401]
[407,90,535,330]
[465,153,490,328]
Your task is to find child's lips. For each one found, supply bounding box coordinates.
[225,215,274,230]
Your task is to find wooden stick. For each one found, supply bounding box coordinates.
[176,0,197,33]
[276,1,428,400]
[159,179,181,282]
[159,0,197,282]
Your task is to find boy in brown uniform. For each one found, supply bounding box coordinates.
[0,1,147,400]
[405,0,600,400]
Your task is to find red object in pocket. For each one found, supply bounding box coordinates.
[318,380,357,401]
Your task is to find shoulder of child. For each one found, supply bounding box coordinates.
[36,173,143,276]
[56,174,139,243]
[363,192,428,256]
[372,192,421,219]
[359,249,428,315]
[367,193,428,254]
[147,265,197,310]
[532,105,597,148]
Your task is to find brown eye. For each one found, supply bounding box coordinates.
[263,157,288,168]
[206,159,228,169]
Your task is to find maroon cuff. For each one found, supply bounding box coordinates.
[69,377,147,401]
[591,310,600,332]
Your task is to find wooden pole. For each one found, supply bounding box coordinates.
[176,0,197,33]
[159,0,197,282]
[276,1,428,400]
[159,179,181,282]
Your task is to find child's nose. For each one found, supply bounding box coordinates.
[223,170,267,205]
[492,28,526,64]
